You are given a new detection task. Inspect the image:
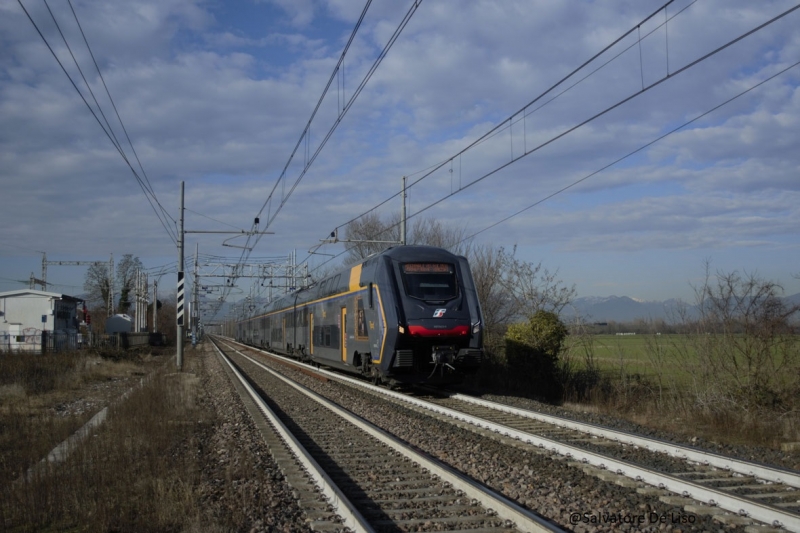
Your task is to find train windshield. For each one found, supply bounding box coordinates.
[401,263,458,301]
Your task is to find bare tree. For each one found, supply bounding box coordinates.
[408,217,471,256]
[116,254,144,314]
[83,262,112,312]
[690,263,800,410]
[469,244,515,348]
[343,212,471,264]
[497,246,576,317]
[82,254,143,315]
[344,212,401,264]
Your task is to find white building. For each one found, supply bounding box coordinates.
[0,290,83,352]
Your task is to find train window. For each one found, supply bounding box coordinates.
[401,263,458,301]
[355,298,368,339]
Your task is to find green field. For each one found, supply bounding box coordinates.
[581,334,677,369]
[564,334,702,389]
[563,333,799,392]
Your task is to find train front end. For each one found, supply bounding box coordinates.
[381,247,484,385]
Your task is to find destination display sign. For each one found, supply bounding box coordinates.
[402,263,452,274]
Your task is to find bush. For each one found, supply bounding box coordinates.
[504,310,567,401]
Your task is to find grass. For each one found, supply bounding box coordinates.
[474,331,800,453]
[0,349,211,532]
[0,344,305,532]
[565,333,799,389]
[2,370,205,531]
[557,332,800,453]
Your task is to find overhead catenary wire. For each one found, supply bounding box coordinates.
[298,0,690,273]
[214,0,423,313]
[396,2,800,227]
[17,0,178,246]
[299,1,800,279]
[302,57,800,280]
[460,57,800,244]
[66,0,175,228]
[316,3,800,257]
[327,0,684,237]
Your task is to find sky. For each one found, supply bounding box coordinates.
[1,0,798,312]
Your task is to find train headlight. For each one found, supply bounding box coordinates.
[472,321,481,334]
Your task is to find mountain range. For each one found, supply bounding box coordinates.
[562,293,800,323]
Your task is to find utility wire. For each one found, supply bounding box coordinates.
[17,0,178,246]
[322,0,800,251]
[67,0,176,229]
[328,0,680,235]
[185,208,247,231]
[300,1,800,278]
[214,0,422,314]
[297,0,687,273]
[398,2,800,226]
[254,0,423,236]
[460,57,800,243]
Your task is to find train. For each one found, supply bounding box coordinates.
[235,245,484,385]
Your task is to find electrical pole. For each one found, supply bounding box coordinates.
[107,254,114,317]
[193,242,198,346]
[401,175,407,245]
[152,279,158,333]
[177,181,185,371]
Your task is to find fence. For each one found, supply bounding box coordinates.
[0,331,80,353]
[1,331,159,353]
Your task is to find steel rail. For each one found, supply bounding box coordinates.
[216,338,565,533]
[210,339,374,533]
[219,338,800,532]
[434,390,800,488]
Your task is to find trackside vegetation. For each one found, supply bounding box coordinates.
[0,347,305,532]
[475,267,800,450]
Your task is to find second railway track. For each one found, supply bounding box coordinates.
[217,336,800,532]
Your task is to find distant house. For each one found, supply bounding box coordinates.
[0,289,83,352]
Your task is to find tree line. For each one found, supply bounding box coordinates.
[83,254,177,344]
[345,213,800,409]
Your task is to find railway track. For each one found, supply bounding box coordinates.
[211,337,564,533]
[218,336,800,532]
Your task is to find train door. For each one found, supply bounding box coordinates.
[309,312,314,355]
[282,317,286,349]
[340,307,347,363]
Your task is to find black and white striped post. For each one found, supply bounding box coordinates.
[177,271,185,326]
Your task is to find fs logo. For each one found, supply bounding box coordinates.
[433,309,447,318]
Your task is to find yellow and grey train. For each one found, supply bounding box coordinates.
[236,245,484,385]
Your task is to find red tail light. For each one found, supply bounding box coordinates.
[407,324,469,337]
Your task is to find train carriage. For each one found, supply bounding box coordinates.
[237,245,483,385]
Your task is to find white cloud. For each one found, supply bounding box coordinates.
[1,0,799,301]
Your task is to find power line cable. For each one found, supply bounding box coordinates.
[17,0,178,246]
[327,0,682,235]
[460,57,800,243]
[330,1,800,248]
[296,0,689,273]
[254,0,422,235]
[184,208,246,231]
[213,0,423,316]
[297,1,799,278]
[67,0,176,229]
[399,2,800,225]
[42,0,123,153]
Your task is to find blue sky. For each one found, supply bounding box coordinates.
[1,0,798,309]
